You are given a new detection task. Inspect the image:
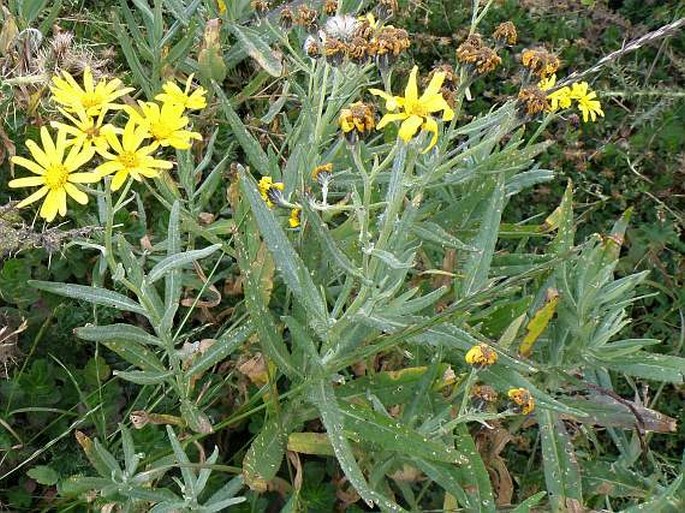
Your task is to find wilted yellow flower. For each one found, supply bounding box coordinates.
[95,119,173,191]
[9,127,99,221]
[339,102,375,143]
[155,74,207,111]
[289,208,301,228]
[521,48,560,78]
[312,163,334,182]
[492,21,517,46]
[370,66,454,152]
[125,101,202,149]
[257,176,285,208]
[51,107,117,153]
[50,66,134,116]
[518,86,549,116]
[569,82,604,122]
[464,343,498,368]
[507,388,535,415]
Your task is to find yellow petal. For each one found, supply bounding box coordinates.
[111,170,129,191]
[376,112,409,130]
[420,116,439,153]
[69,172,103,184]
[9,176,45,188]
[40,189,61,221]
[421,71,445,99]
[404,66,419,103]
[11,156,46,175]
[26,140,51,169]
[39,127,57,161]
[398,114,423,143]
[16,186,49,209]
[64,183,89,205]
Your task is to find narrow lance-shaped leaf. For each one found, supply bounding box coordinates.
[538,409,583,513]
[147,244,221,284]
[519,288,560,358]
[30,281,147,316]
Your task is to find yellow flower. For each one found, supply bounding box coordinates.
[9,127,99,221]
[257,176,285,208]
[507,388,535,415]
[569,81,604,122]
[464,343,498,368]
[538,75,572,112]
[95,119,173,191]
[50,66,134,116]
[289,208,301,228]
[50,107,117,153]
[370,66,454,152]
[125,101,202,150]
[155,74,207,111]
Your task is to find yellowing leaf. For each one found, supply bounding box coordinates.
[519,289,560,357]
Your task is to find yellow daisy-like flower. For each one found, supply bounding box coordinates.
[155,74,207,111]
[9,127,99,221]
[289,208,301,228]
[125,101,202,150]
[50,107,117,153]
[507,388,535,415]
[257,176,285,208]
[50,67,134,116]
[569,81,604,123]
[464,343,498,368]
[370,65,454,153]
[539,75,572,112]
[94,119,173,191]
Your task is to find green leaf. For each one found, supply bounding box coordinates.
[214,85,272,174]
[450,426,495,513]
[511,491,547,513]
[243,416,288,492]
[597,352,685,384]
[228,24,283,77]
[538,409,583,513]
[75,324,163,347]
[460,174,505,296]
[30,281,146,316]
[147,244,221,284]
[113,369,173,385]
[185,321,254,377]
[161,200,182,335]
[102,339,165,372]
[180,400,213,434]
[27,465,59,486]
[309,379,405,512]
[340,401,466,465]
[238,166,329,335]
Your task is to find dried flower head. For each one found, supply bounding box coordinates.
[456,34,483,64]
[493,21,517,46]
[304,35,321,59]
[323,37,348,66]
[369,26,410,68]
[473,47,501,74]
[465,343,498,368]
[251,0,269,15]
[323,0,338,16]
[377,0,399,19]
[521,47,560,78]
[517,86,550,116]
[257,176,285,208]
[347,36,370,64]
[339,102,376,143]
[280,6,294,29]
[296,5,319,31]
[507,388,535,415]
[471,384,499,410]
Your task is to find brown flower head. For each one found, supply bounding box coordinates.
[377,0,399,19]
[251,0,269,15]
[304,35,321,59]
[521,47,560,78]
[339,101,376,143]
[471,384,499,411]
[347,36,370,64]
[323,37,348,66]
[323,0,338,16]
[493,21,517,46]
[280,6,294,29]
[456,33,483,64]
[296,5,319,31]
[369,26,410,68]
[473,47,501,74]
[517,85,550,116]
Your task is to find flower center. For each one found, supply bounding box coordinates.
[150,123,172,141]
[81,92,104,109]
[404,99,427,117]
[117,151,140,169]
[45,164,69,190]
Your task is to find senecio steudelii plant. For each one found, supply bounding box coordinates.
[4,0,685,512]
